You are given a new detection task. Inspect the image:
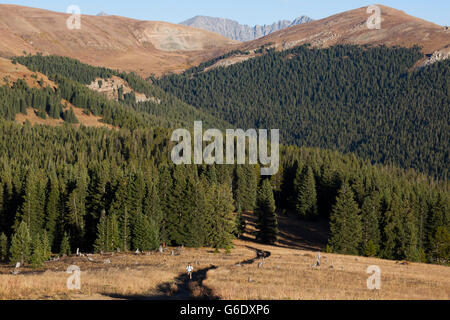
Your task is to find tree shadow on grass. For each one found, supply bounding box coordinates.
[102,266,219,300]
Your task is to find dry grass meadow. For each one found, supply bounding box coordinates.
[0,213,449,300]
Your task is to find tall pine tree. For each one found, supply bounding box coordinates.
[360,192,381,256]
[0,233,8,261]
[255,179,278,245]
[234,165,257,212]
[10,221,32,265]
[294,165,318,220]
[328,183,362,255]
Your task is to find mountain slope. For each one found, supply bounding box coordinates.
[156,45,450,179]
[207,5,450,69]
[241,5,449,53]
[0,4,236,76]
[2,5,448,76]
[0,54,231,130]
[180,15,312,41]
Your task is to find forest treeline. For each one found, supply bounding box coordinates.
[156,45,450,180]
[0,121,447,267]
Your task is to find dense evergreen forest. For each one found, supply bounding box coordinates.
[156,45,450,180]
[0,53,447,267]
[0,120,447,266]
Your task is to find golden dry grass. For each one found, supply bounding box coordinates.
[205,214,450,300]
[205,240,450,300]
[0,240,448,300]
[0,213,449,300]
[15,104,115,129]
[0,57,56,88]
[0,247,254,300]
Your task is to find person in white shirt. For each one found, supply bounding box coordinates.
[186,264,194,280]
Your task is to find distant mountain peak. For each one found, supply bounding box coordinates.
[180,15,313,41]
[96,11,108,17]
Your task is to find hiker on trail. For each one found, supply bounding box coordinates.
[186,263,194,280]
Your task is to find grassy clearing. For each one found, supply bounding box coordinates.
[0,213,448,300]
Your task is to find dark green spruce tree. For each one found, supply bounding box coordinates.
[255,179,278,245]
[133,213,159,251]
[209,183,236,249]
[294,165,318,220]
[234,205,246,239]
[360,192,381,256]
[94,210,108,253]
[10,221,32,264]
[59,232,71,256]
[0,233,8,262]
[234,165,257,212]
[30,234,45,268]
[328,183,362,255]
[45,172,60,249]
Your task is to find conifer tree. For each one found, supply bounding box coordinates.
[234,165,257,212]
[42,231,52,261]
[0,182,4,232]
[381,195,419,260]
[294,165,318,219]
[31,234,45,268]
[157,165,173,244]
[143,178,162,245]
[361,192,381,256]
[10,221,32,265]
[18,170,44,238]
[166,166,190,245]
[255,179,278,244]
[350,177,367,206]
[85,163,109,247]
[62,107,79,124]
[110,179,131,251]
[59,232,71,256]
[94,210,107,253]
[36,172,47,230]
[411,192,428,252]
[210,183,236,249]
[133,213,159,251]
[427,194,449,264]
[234,205,246,238]
[107,213,120,252]
[328,183,362,255]
[128,171,146,222]
[181,175,209,248]
[206,165,218,184]
[428,227,449,265]
[401,209,419,261]
[382,200,403,260]
[0,233,8,261]
[65,166,88,248]
[364,240,377,257]
[427,193,449,253]
[45,174,59,248]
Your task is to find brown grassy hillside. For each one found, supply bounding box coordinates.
[211,5,450,69]
[0,4,236,76]
[1,5,448,75]
[241,5,449,54]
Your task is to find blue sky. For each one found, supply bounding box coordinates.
[1,1,449,26]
